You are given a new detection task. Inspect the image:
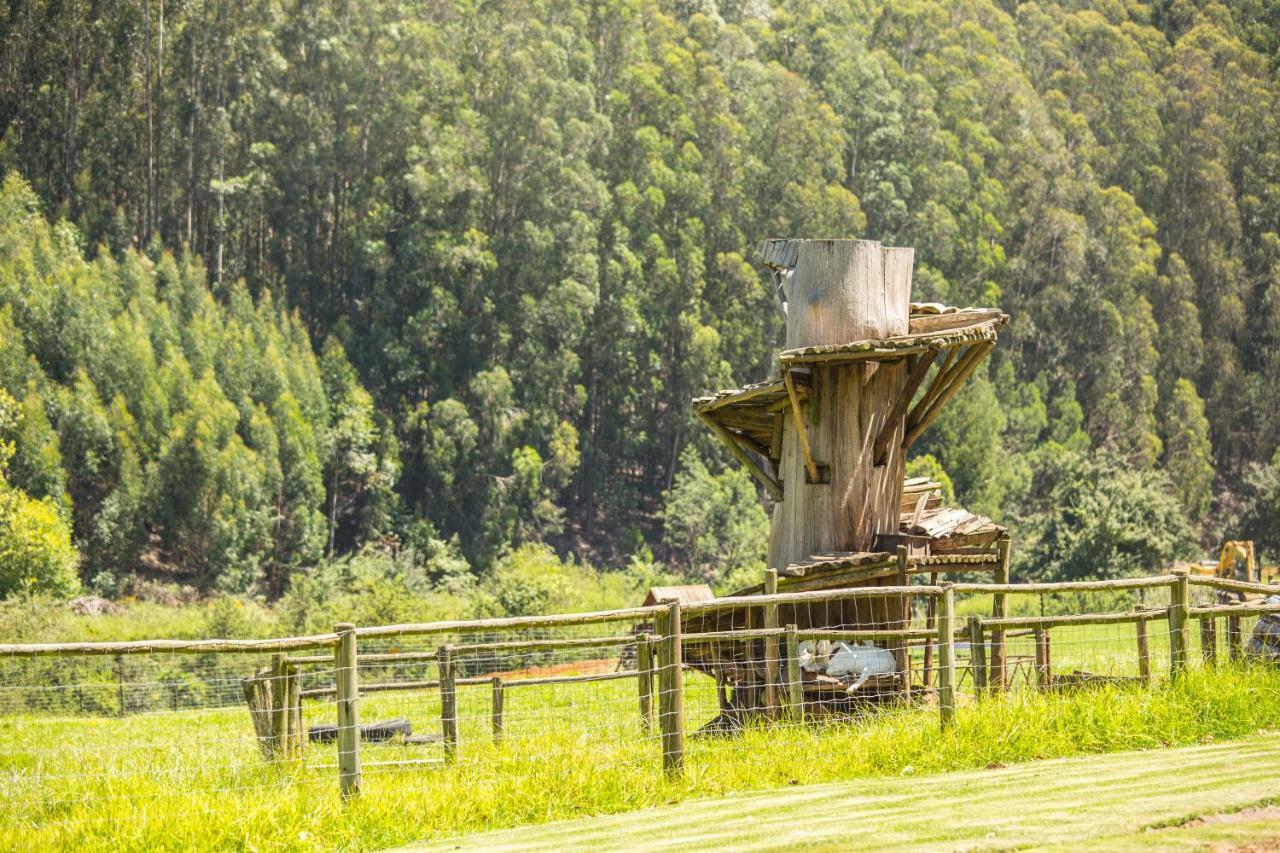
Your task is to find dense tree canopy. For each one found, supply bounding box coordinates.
[2,0,1279,594]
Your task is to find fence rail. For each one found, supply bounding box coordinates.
[2,570,1277,806]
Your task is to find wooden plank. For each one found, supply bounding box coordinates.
[782,368,821,485]
[785,624,803,722]
[696,410,784,500]
[873,349,938,465]
[903,341,994,451]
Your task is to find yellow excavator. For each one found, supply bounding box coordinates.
[1186,541,1277,585]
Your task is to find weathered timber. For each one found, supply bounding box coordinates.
[967,617,986,696]
[1136,617,1151,683]
[1034,629,1051,690]
[938,585,956,728]
[438,645,458,762]
[1189,576,1280,597]
[491,677,504,743]
[657,601,685,775]
[637,634,654,732]
[895,546,911,701]
[763,569,780,717]
[766,240,912,570]
[784,624,803,721]
[1170,571,1190,677]
[990,535,1010,691]
[334,623,361,799]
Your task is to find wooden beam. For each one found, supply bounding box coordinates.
[873,349,938,465]
[695,411,783,500]
[902,342,993,451]
[782,368,821,485]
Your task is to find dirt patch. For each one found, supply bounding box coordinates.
[1181,805,1280,829]
[1176,805,1280,852]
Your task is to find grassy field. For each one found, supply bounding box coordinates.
[3,661,1279,852]
[408,733,1280,851]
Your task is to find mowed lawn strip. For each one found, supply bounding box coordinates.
[406,734,1280,852]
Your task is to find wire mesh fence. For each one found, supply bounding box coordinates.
[1,571,1277,837]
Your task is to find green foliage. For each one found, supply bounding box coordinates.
[3,0,1280,585]
[0,177,383,596]
[661,446,768,584]
[1019,451,1196,580]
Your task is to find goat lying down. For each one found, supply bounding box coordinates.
[797,640,897,693]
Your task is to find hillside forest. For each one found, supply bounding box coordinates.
[1,0,1279,619]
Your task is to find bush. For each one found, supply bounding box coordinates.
[0,486,78,597]
[661,446,768,584]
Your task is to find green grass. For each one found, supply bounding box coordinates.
[3,664,1279,851]
[410,734,1280,851]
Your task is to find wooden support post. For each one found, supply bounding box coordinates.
[1200,616,1217,666]
[895,546,911,702]
[1034,628,1051,690]
[637,634,654,732]
[763,569,780,717]
[1227,615,1243,662]
[923,571,938,687]
[287,661,302,754]
[1136,617,1151,683]
[271,653,288,757]
[937,586,956,729]
[656,601,685,775]
[1169,571,1190,678]
[967,616,986,698]
[491,676,505,743]
[438,644,458,762]
[334,623,361,799]
[990,535,1010,691]
[784,623,803,722]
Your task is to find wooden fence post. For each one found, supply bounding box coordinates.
[1227,615,1243,662]
[1199,616,1217,666]
[1034,628,1051,690]
[967,616,986,698]
[491,676,504,743]
[1136,615,1151,684]
[784,623,803,722]
[895,546,912,702]
[763,569,780,717]
[937,585,956,729]
[439,644,458,762]
[657,601,685,775]
[334,623,361,799]
[1169,571,1190,678]
[991,535,1011,691]
[271,653,289,757]
[287,661,302,754]
[637,634,654,732]
[922,572,939,686]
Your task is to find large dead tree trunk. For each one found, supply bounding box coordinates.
[766,240,913,569]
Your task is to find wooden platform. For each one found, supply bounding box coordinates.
[692,304,1009,496]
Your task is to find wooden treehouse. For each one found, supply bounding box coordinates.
[684,238,1011,721]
